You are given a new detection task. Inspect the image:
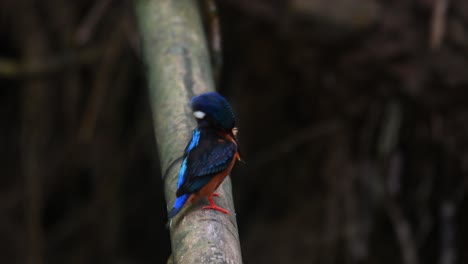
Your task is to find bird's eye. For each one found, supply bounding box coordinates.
[193,111,206,119]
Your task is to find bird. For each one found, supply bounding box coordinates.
[167,92,241,218]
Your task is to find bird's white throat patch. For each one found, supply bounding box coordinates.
[193,111,206,119]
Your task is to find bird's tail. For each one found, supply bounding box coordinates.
[167,194,190,218]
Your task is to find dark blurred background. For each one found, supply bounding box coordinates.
[1,0,468,263]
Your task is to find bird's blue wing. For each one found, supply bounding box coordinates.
[176,129,201,189]
[168,129,204,218]
[176,136,237,196]
[191,141,236,176]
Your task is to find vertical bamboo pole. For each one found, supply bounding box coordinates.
[135,0,243,263]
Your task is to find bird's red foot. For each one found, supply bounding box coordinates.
[212,192,221,197]
[203,194,230,215]
[202,205,230,214]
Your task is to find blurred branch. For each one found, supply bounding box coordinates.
[377,100,418,264]
[46,0,82,132]
[386,198,419,264]
[385,154,419,264]
[135,0,242,263]
[200,0,222,83]
[78,23,127,141]
[321,135,347,264]
[377,101,402,159]
[439,201,456,264]
[75,0,113,45]
[0,48,98,78]
[430,0,450,49]
[252,119,343,169]
[17,1,53,263]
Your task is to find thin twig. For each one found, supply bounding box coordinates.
[0,48,98,78]
[17,1,52,263]
[386,199,419,264]
[439,201,456,264]
[78,24,127,141]
[75,0,113,45]
[202,0,223,83]
[251,119,344,169]
[321,135,347,264]
[430,0,450,49]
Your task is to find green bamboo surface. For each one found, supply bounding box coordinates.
[135,0,242,263]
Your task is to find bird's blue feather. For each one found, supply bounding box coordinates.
[192,145,235,176]
[167,193,190,218]
[181,139,237,194]
[187,129,200,151]
[177,158,188,189]
[176,129,200,189]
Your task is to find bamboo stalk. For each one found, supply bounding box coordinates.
[18,1,50,263]
[135,0,243,263]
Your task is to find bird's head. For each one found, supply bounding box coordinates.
[190,92,236,132]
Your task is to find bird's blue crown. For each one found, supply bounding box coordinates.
[190,92,235,131]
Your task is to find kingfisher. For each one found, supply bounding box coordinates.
[167,92,241,218]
